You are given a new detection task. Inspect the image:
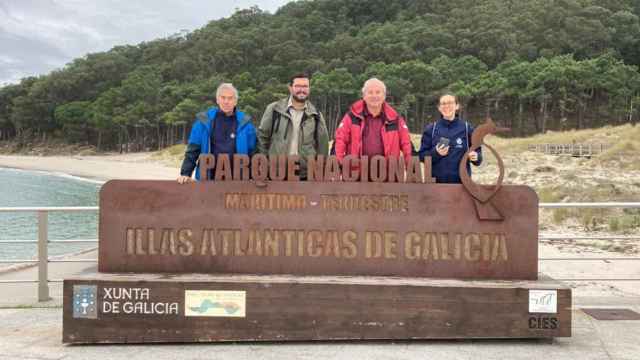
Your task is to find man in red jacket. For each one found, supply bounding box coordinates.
[334,78,413,171]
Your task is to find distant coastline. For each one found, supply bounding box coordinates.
[0,166,105,184]
[0,153,177,182]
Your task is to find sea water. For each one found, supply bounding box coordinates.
[0,167,101,261]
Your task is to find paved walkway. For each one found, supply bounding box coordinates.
[0,248,97,307]
[1,247,639,359]
[0,306,638,360]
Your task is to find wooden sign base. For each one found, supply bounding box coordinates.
[63,273,571,344]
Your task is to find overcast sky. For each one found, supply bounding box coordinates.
[0,0,291,86]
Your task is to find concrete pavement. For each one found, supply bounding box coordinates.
[0,306,639,360]
[1,246,640,359]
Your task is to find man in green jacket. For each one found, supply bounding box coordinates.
[257,73,329,179]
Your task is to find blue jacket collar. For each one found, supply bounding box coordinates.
[438,115,460,128]
[206,107,250,130]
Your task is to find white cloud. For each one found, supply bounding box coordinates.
[0,0,291,84]
[0,55,18,64]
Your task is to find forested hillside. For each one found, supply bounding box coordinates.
[1,0,639,152]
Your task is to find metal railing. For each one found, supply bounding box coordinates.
[0,203,639,301]
[0,207,98,301]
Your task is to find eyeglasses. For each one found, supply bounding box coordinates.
[293,85,309,89]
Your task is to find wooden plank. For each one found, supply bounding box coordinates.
[63,273,571,343]
[98,180,539,280]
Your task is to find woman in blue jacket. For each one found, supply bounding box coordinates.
[418,94,482,184]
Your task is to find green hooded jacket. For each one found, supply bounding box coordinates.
[257,97,329,177]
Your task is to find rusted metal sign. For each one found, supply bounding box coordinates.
[98,119,536,279]
[98,178,538,279]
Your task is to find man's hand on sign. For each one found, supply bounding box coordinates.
[436,143,449,156]
[177,175,193,184]
[469,151,478,162]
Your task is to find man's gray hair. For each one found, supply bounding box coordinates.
[216,83,239,99]
[361,78,386,96]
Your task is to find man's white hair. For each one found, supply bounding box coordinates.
[216,83,239,99]
[361,78,386,96]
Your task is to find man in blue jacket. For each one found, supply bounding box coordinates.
[418,94,482,183]
[177,83,256,183]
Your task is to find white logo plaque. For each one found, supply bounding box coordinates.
[529,290,558,313]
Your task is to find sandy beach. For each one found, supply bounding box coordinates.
[0,153,178,181]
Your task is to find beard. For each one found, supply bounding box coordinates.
[292,92,308,102]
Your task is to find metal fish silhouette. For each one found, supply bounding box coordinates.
[459,118,510,220]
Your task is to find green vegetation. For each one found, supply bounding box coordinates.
[485,123,640,171]
[537,177,638,232]
[548,207,636,232]
[609,208,640,232]
[537,187,563,203]
[1,0,640,153]
[151,144,186,167]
